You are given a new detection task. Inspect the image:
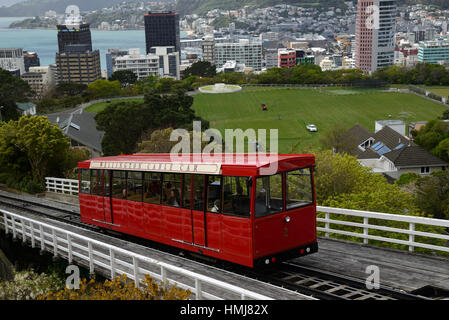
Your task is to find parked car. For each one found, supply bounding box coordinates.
[306,124,318,132]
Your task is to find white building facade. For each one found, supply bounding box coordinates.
[215,39,263,71]
[0,48,25,75]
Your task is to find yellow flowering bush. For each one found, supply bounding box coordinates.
[38,274,191,300]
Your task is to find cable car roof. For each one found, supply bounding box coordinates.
[79,154,315,176]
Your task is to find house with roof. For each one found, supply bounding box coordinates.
[340,124,447,180]
[46,110,104,158]
[15,102,36,116]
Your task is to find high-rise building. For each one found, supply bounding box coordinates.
[57,24,92,53]
[148,46,180,80]
[144,11,180,57]
[215,39,262,71]
[202,35,215,64]
[111,48,180,80]
[114,48,160,81]
[106,48,130,78]
[418,39,449,64]
[23,51,40,72]
[21,66,56,99]
[0,48,25,75]
[55,6,101,85]
[355,0,396,74]
[278,49,296,68]
[56,49,101,85]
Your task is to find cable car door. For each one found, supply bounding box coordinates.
[102,170,113,224]
[191,174,206,247]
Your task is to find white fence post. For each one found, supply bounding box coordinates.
[363,217,369,245]
[325,212,330,238]
[110,248,115,279]
[67,234,73,263]
[409,223,415,252]
[195,278,203,300]
[133,256,139,287]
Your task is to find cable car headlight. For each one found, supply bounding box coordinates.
[285,216,291,223]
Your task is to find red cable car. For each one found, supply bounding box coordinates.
[78,154,318,267]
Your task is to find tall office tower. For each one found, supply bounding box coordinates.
[355,0,396,74]
[201,35,215,64]
[23,51,40,72]
[55,6,100,84]
[57,23,92,53]
[144,11,180,58]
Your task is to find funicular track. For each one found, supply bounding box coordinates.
[251,262,430,300]
[0,192,432,300]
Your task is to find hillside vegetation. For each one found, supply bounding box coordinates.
[176,0,449,15]
[2,0,448,17]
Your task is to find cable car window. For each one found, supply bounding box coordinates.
[127,171,143,202]
[162,173,181,207]
[90,170,102,196]
[112,171,126,199]
[255,173,283,217]
[143,172,162,205]
[286,168,313,209]
[222,176,251,218]
[207,176,222,213]
[80,169,90,194]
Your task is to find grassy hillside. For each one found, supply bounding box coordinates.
[85,86,447,153]
[191,87,447,153]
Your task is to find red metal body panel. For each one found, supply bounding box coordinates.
[253,206,317,258]
[221,215,253,266]
[143,203,162,239]
[111,198,128,231]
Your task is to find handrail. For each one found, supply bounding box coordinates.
[316,206,449,253]
[0,208,279,300]
[45,177,79,196]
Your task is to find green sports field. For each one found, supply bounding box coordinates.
[192,87,448,153]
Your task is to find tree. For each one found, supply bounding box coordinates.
[51,82,88,99]
[439,109,449,120]
[414,171,449,220]
[137,128,177,153]
[182,61,216,79]
[0,68,32,121]
[414,120,449,161]
[87,79,122,99]
[144,91,196,130]
[320,125,355,154]
[109,70,138,87]
[0,115,70,183]
[96,91,201,155]
[95,101,151,155]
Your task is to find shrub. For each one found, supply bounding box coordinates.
[0,269,64,300]
[39,274,191,300]
[396,173,420,186]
